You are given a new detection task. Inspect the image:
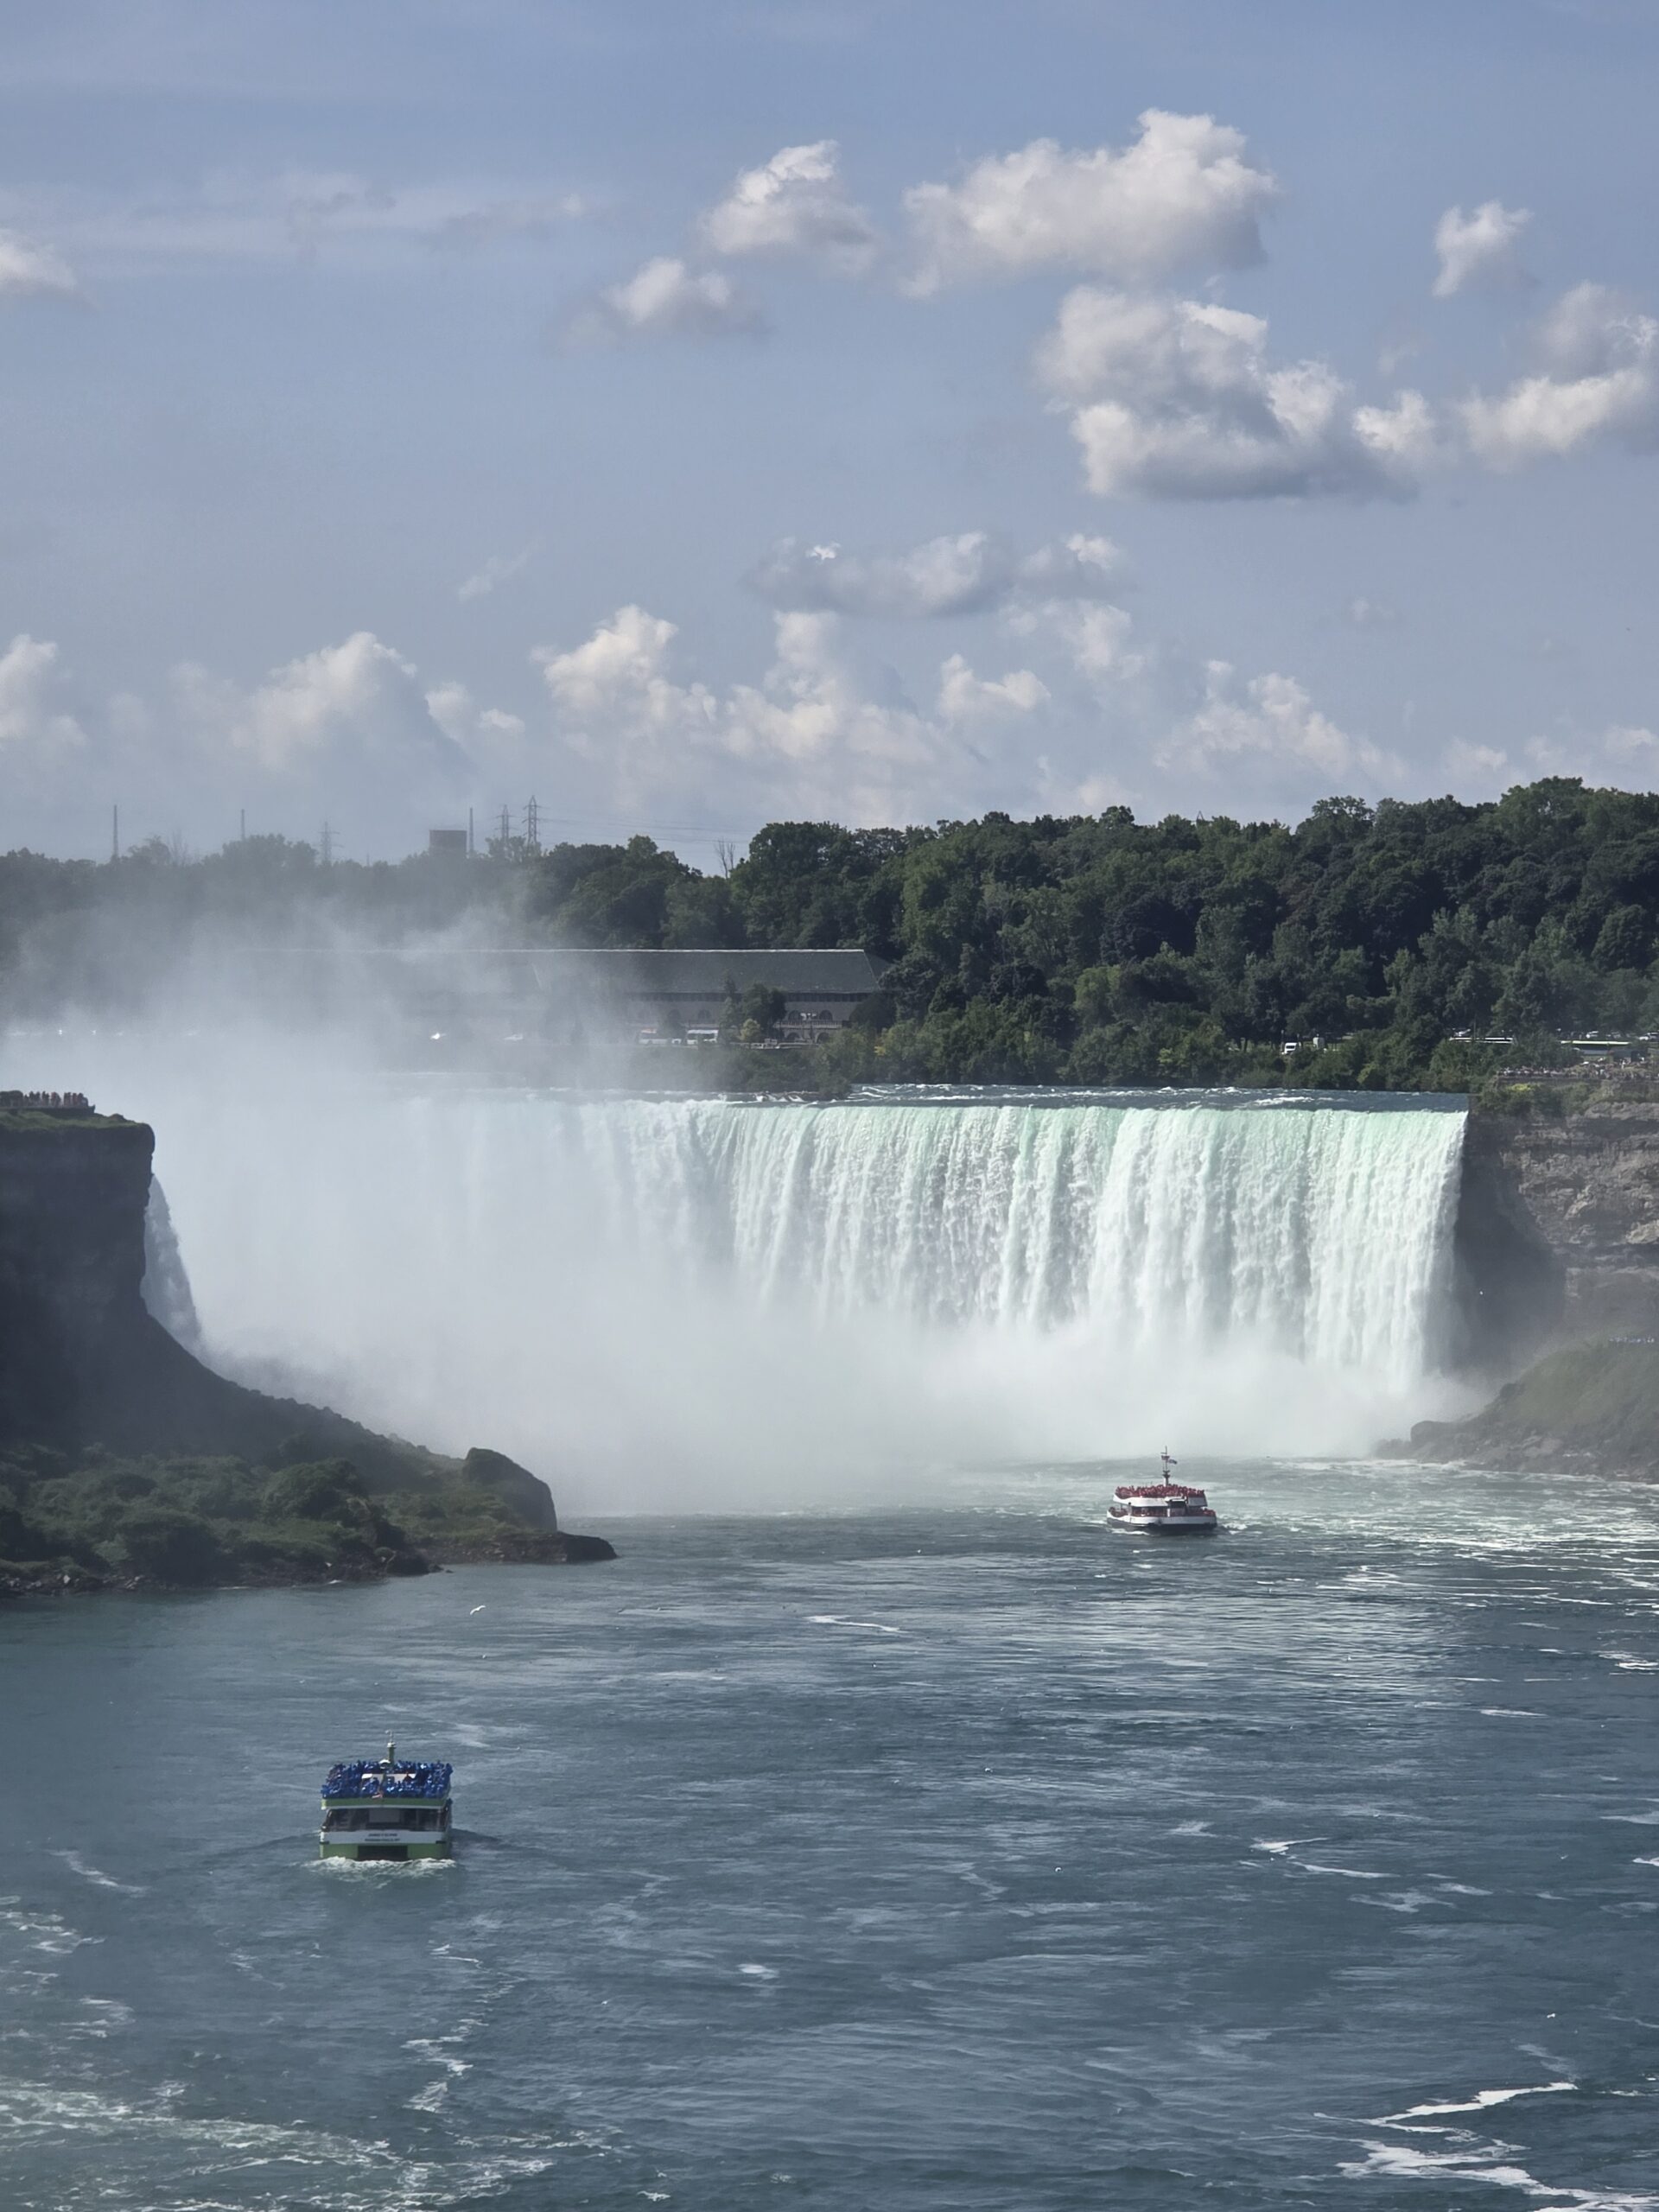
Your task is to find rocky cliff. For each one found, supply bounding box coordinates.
[0,1111,155,1442]
[0,1108,613,1581]
[1459,1100,1659,1362]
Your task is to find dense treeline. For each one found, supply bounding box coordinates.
[8,777,1659,1086]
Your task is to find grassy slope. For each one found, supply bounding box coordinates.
[1403,1340,1659,1475]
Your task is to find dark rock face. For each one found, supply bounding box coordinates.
[461,1446,558,1530]
[1460,1103,1659,1358]
[1452,1119,1567,1374]
[0,1118,155,1442]
[0,1114,614,1575]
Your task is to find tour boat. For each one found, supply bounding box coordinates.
[319,1742,454,1862]
[1108,1452,1219,1536]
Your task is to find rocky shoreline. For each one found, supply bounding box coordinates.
[1382,1338,1659,1482]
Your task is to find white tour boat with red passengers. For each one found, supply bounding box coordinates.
[1108,1452,1219,1536]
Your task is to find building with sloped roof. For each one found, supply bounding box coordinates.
[340,944,888,1043]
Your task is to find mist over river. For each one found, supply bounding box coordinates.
[6,1464,1659,2210]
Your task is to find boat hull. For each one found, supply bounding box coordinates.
[319,1838,453,1862]
[1109,1517,1219,1535]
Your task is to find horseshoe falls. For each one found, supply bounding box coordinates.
[129,1083,1472,1511]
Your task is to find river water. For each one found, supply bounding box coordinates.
[5,1459,1659,2209]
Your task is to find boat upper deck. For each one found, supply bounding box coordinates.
[321,1758,452,1802]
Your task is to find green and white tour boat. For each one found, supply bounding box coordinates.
[319,1743,454,1861]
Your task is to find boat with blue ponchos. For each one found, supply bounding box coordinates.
[319,1742,454,1861]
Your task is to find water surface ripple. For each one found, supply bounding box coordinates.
[3,1459,1659,2209]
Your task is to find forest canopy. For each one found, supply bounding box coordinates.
[6,777,1659,1090]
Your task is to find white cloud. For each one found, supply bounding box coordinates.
[0,228,79,300]
[904,110,1278,294]
[424,680,525,750]
[564,255,763,346]
[1446,739,1511,781]
[1036,601,1147,683]
[748,529,1128,617]
[1039,286,1433,499]
[533,603,706,731]
[1603,722,1659,763]
[173,631,467,786]
[457,543,539,603]
[1014,533,1128,597]
[936,654,1049,721]
[1158,662,1396,784]
[1433,200,1533,298]
[699,141,879,274]
[531,603,1039,820]
[0,634,86,759]
[1462,282,1659,465]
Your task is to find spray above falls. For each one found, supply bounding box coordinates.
[116,1081,1472,1506]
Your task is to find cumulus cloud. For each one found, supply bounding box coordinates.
[424,680,525,750]
[748,529,1127,618]
[0,634,87,760]
[903,111,1278,294]
[1462,282,1659,465]
[172,632,468,789]
[0,228,79,300]
[699,141,879,274]
[531,602,1051,820]
[457,543,539,603]
[1158,662,1396,784]
[1038,286,1434,500]
[936,654,1049,721]
[1026,601,1147,684]
[1433,200,1533,298]
[563,255,763,346]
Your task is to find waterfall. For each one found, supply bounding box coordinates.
[140,1179,203,1352]
[575,1094,1466,1393]
[14,1049,1475,1503]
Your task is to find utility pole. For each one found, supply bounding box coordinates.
[111,805,118,862]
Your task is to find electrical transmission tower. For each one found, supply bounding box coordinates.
[524,795,541,855]
[319,822,335,868]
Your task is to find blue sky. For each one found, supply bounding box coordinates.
[4,0,1659,862]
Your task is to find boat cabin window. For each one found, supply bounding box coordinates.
[323,1805,448,1833]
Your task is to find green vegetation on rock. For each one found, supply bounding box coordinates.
[1399,1339,1659,1477]
[0,1440,609,1593]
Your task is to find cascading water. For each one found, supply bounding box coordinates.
[111,1077,1471,1508]
[579,1093,1465,1390]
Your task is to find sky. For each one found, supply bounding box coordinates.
[3,0,1659,865]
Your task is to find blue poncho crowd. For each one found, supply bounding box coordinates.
[321,1759,453,1800]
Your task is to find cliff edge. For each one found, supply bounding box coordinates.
[1460,1097,1659,1356]
[0,1109,614,1589]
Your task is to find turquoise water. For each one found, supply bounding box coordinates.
[4,1459,1659,2209]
